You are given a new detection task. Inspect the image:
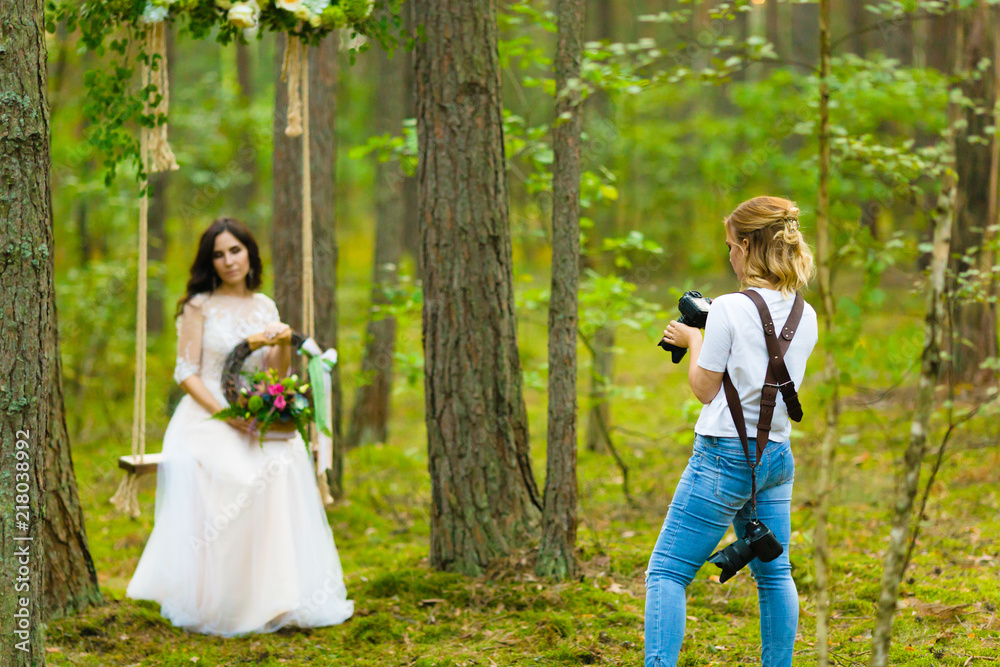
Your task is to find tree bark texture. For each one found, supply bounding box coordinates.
[272,32,344,496]
[791,4,819,70]
[346,32,405,449]
[1,1,51,661]
[235,39,258,211]
[869,177,955,667]
[537,0,583,580]
[813,3,839,664]
[949,12,998,384]
[414,0,542,575]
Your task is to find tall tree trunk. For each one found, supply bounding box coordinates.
[813,2,839,665]
[42,332,103,620]
[885,15,914,66]
[537,0,584,580]
[927,12,956,73]
[346,33,405,449]
[272,32,344,497]
[791,4,819,70]
[766,0,782,64]
[147,26,173,337]
[585,327,614,451]
[235,39,258,212]
[847,0,868,57]
[869,168,956,667]
[1,0,51,660]
[401,3,422,278]
[584,0,616,454]
[414,0,542,575]
[949,10,998,384]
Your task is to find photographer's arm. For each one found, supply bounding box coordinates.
[664,321,724,404]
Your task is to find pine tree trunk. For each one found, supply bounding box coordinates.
[949,12,998,384]
[791,4,819,70]
[766,0,782,63]
[1,0,51,660]
[869,170,956,667]
[235,39,258,211]
[42,336,102,621]
[813,3,839,664]
[414,0,542,575]
[146,27,173,336]
[346,31,404,450]
[537,0,584,580]
[585,326,614,452]
[401,3,422,278]
[272,33,344,496]
[847,0,867,57]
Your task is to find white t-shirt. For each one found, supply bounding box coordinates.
[694,287,819,442]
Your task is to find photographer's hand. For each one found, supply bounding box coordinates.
[664,321,721,404]
[662,321,700,349]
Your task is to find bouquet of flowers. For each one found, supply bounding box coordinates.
[213,367,315,448]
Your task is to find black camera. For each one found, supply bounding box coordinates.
[657,290,713,363]
[707,520,783,583]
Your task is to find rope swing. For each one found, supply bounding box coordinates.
[111,27,335,516]
[110,22,178,518]
[283,34,334,506]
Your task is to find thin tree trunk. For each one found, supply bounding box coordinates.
[766,0,782,63]
[847,0,868,57]
[347,34,404,449]
[869,171,956,667]
[813,2,838,664]
[414,0,542,575]
[401,3,422,278]
[1,0,51,660]
[235,39,258,211]
[272,32,343,497]
[585,326,614,452]
[949,10,998,384]
[584,0,615,455]
[537,0,584,580]
[791,4,819,70]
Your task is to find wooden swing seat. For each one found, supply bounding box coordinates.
[118,453,164,475]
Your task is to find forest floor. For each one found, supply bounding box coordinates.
[45,281,1000,666]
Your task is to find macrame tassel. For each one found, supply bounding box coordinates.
[282,34,304,137]
[110,473,141,519]
[316,470,334,507]
[143,22,179,173]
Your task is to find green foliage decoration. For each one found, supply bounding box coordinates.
[45,0,408,185]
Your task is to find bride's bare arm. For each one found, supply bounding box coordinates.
[179,375,224,415]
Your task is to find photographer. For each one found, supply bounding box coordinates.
[644,196,818,667]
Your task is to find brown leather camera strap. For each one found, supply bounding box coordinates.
[721,291,804,512]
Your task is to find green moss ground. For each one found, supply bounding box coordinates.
[45,279,1000,666]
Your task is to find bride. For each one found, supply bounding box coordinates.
[126,216,353,636]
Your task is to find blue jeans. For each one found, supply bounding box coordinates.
[644,434,798,667]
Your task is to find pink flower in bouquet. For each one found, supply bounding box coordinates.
[267,384,285,396]
[273,393,287,410]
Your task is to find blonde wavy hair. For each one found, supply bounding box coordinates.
[725,196,815,296]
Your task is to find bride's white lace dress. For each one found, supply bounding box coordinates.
[126,291,353,636]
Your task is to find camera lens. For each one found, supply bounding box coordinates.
[707,537,755,583]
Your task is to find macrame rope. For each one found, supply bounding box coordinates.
[297,41,331,505]
[282,35,304,138]
[144,23,179,173]
[111,24,176,518]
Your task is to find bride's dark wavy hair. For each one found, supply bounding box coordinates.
[174,217,263,318]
